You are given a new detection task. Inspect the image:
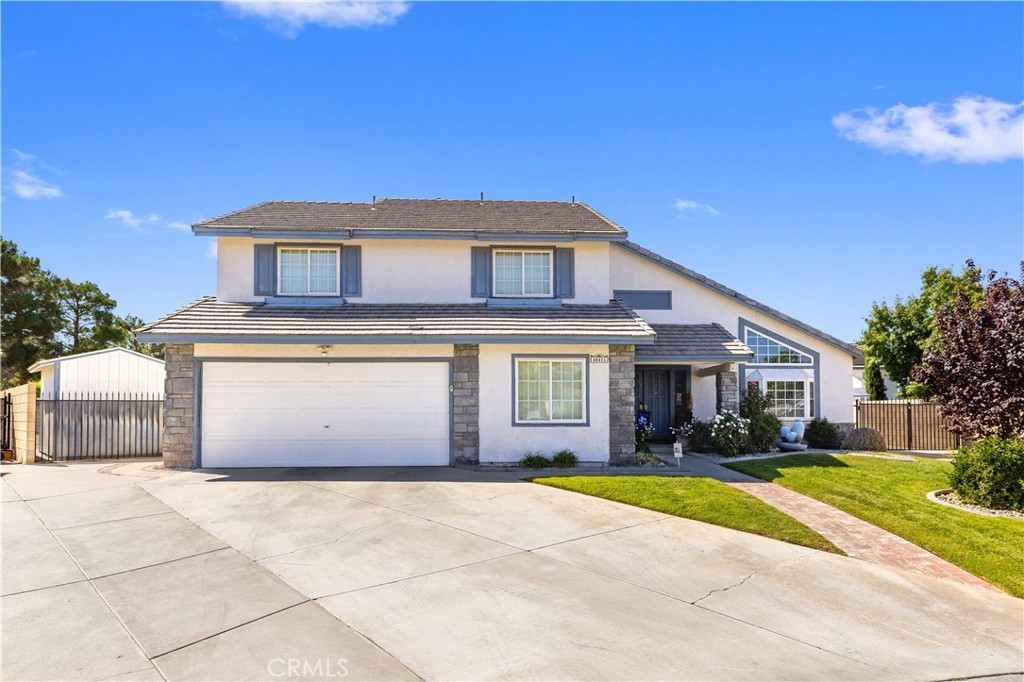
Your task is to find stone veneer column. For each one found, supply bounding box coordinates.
[608,344,636,466]
[452,344,480,465]
[163,343,195,469]
[716,368,739,414]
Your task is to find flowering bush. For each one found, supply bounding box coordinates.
[709,411,750,457]
[635,414,655,454]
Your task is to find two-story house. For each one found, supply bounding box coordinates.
[138,199,861,469]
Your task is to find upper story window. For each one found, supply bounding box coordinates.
[745,329,812,364]
[493,250,552,298]
[278,247,340,296]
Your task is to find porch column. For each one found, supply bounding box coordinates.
[608,344,636,465]
[715,367,739,414]
[452,344,480,465]
[163,343,195,469]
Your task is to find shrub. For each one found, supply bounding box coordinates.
[635,450,662,467]
[841,427,886,452]
[519,452,553,469]
[710,411,750,457]
[747,413,782,453]
[739,385,772,419]
[552,449,579,468]
[689,420,713,453]
[805,417,840,449]
[949,436,1024,511]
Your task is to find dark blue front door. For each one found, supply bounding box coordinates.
[637,370,672,438]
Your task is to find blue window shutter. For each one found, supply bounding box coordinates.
[471,247,491,298]
[254,244,275,296]
[341,245,362,297]
[554,248,575,299]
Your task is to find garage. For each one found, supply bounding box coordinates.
[199,361,450,467]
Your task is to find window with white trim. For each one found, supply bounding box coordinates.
[515,358,586,423]
[766,380,808,419]
[278,247,340,295]
[745,329,813,364]
[493,250,552,297]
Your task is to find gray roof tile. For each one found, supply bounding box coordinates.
[137,297,655,344]
[636,324,753,361]
[194,199,626,236]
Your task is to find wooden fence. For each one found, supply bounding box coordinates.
[855,400,961,451]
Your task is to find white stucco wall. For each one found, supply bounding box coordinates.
[691,372,719,420]
[216,237,611,305]
[611,245,855,423]
[41,350,164,398]
[478,343,610,464]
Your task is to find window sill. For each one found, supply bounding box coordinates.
[513,421,590,427]
[264,296,345,306]
[487,298,563,308]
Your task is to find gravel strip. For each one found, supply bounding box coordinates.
[927,489,1024,519]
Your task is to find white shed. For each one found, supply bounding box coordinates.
[29,348,164,399]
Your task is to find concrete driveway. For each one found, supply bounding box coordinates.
[2,462,1022,682]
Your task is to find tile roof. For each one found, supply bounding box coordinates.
[136,297,656,344]
[617,242,864,360]
[193,199,626,236]
[636,324,753,362]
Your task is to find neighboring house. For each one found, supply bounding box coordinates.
[138,199,862,469]
[28,347,165,399]
[852,361,899,401]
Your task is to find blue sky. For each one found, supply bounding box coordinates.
[3,1,1022,342]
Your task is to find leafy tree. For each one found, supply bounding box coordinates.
[120,315,164,359]
[914,263,1024,440]
[861,263,984,397]
[53,278,128,354]
[1,239,62,387]
[863,356,887,400]
[2,239,160,387]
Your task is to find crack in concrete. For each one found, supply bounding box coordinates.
[691,553,811,605]
[256,520,391,563]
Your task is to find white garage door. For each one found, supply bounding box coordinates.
[200,361,450,467]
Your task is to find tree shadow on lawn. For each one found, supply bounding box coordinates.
[725,453,850,482]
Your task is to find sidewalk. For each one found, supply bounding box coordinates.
[674,455,998,592]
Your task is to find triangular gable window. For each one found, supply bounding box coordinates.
[745,330,813,364]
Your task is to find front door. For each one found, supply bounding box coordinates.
[636,369,672,439]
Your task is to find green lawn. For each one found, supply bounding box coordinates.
[531,475,842,554]
[725,454,1024,597]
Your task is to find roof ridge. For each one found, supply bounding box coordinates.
[618,241,862,359]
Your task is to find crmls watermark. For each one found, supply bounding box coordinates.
[267,658,349,678]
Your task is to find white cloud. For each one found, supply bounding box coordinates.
[206,241,218,259]
[223,1,410,37]
[6,150,62,199]
[105,209,145,231]
[105,209,191,233]
[674,198,720,217]
[9,170,62,200]
[833,95,1024,164]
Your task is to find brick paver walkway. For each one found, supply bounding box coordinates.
[676,456,999,592]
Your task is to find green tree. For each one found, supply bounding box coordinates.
[864,356,887,400]
[1,239,62,387]
[54,279,127,354]
[119,315,164,359]
[861,263,984,397]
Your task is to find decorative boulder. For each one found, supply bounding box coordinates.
[790,420,805,439]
